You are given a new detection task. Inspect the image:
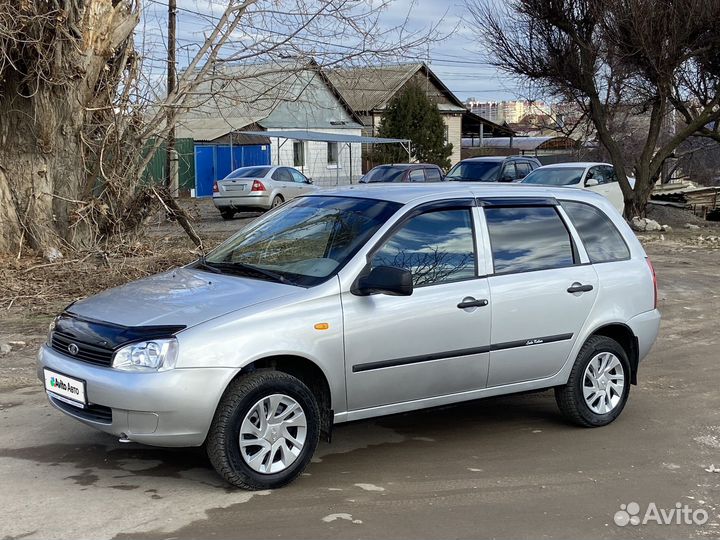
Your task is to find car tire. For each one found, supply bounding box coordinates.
[220,210,235,220]
[270,195,284,209]
[555,335,631,427]
[206,370,320,490]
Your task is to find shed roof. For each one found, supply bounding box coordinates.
[238,130,409,145]
[174,61,362,142]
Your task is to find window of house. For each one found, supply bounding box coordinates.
[293,141,304,168]
[561,201,630,263]
[485,206,575,273]
[327,142,339,166]
[370,209,476,287]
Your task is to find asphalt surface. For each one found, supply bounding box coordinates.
[1,236,719,540]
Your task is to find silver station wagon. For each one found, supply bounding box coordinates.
[38,184,661,489]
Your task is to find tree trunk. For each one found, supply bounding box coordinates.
[0,0,139,256]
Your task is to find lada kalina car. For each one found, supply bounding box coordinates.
[39,183,661,489]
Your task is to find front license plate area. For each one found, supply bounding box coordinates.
[44,369,86,408]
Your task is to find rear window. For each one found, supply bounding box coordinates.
[561,201,630,263]
[226,166,271,179]
[485,206,575,273]
[446,161,501,182]
[362,166,408,183]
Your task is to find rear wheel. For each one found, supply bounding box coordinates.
[555,335,630,427]
[270,195,284,209]
[207,371,320,490]
[220,209,235,220]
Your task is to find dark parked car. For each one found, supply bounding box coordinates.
[360,163,445,183]
[445,156,541,182]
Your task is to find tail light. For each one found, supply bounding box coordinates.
[646,257,658,309]
[212,181,219,193]
[251,180,266,192]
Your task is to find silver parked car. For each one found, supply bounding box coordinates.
[212,165,318,219]
[39,183,660,490]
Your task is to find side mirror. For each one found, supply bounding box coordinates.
[585,178,599,187]
[306,177,313,184]
[352,266,413,296]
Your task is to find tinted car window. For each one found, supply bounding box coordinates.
[515,162,531,178]
[226,166,271,179]
[561,201,630,263]
[425,168,442,182]
[501,163,518,181]
[272,168,293,182]
[361,166,408,183]
[485,206,575,273]
[371,209,476,286]
[446,161,501,182]
[522,167,585,186]
[409,169,425,182]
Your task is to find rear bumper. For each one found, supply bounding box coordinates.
[627,309,661,362]
[37,345,237,447]
[213,193,271,210]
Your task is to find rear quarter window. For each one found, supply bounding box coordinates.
[485,206,575,273]
[561,200,630,263]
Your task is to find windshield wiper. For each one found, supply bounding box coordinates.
[194,256,223,274]
[207,261,294,285]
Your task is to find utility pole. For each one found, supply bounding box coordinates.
[166,0,177,191]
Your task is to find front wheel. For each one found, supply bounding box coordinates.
[206,371,320,490]
[555,335,630,427]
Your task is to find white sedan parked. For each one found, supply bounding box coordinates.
[213,165,318,219]
[521,162,634,213]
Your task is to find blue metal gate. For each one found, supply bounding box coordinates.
[194,144,271,197]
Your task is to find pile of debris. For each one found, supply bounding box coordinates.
[651,183,720,219]
[630,217,672,232]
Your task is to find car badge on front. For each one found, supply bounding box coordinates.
[67,343,79,355]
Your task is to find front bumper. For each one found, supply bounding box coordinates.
[37,345,237,447]
[213,193,271,210]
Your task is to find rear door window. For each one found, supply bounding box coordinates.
[561,201,630,263]
[425,168,442,182]
[272,168,293,182]
[515,162,531,178]
[485,206,575,273]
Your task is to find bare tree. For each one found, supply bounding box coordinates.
[468,0,720,216]
[0,0,441,256]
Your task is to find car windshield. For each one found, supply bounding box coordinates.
[445,161,501,182]
[361,166,408,183]
[203,196,402,286]
[521,167,585,186]
[225,166,271,179]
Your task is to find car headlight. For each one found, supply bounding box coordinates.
[47,316,59,345]
[112,339,178,372]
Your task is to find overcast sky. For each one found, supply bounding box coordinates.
[139,0,523,102]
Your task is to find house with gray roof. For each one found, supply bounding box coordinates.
[326,63,512,168]
[174,61,364,194]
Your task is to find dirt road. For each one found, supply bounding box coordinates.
[1,205,719,539]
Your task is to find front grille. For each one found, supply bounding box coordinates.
[51,332,114,366]
[49,395,113,424]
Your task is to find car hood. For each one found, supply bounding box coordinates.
[67,266,297,328]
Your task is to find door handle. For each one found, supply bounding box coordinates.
[567,283,594,294]
[457,297,489,309]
